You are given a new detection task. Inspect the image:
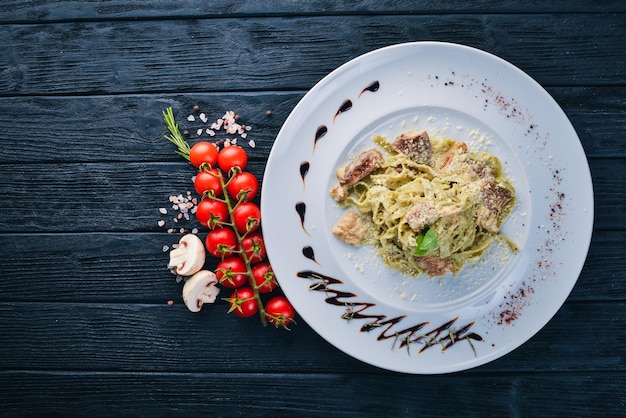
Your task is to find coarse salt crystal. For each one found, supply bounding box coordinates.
[199,113,207,123]
[157,220,165,227]
[159,208,167,214]
[162,245,169,252]
[241,133,247,139]
[248,139,256,148]
[187,115,195,122]
[196,128,203,136]
[207,130,215,136]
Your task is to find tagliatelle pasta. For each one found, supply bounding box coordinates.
[331,130,516,277]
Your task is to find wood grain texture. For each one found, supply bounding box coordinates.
[1,14,625,96]
[0,370,623,416]
[1,0,625,23]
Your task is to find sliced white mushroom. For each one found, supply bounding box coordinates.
[168,234,206,276]
[182,270,220,312]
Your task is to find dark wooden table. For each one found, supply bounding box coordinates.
[1,2,624,416]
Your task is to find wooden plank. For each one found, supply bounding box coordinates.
[0,93,295,164]
[2,1,625,23]
[0,87,624,164]
[0,371,623,416]
[0,158,618,233]
[0,301,623,374]
[0,230,621,303]
[1,14,625,96]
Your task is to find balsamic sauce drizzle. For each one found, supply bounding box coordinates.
[295,202,309,235]
[297,270,483,355]
[299,161,310,185]
[333,99,353,122]
[313,126,328,151]
[311,81,379,151]
[302,246,318,264]
[359,80,380,97]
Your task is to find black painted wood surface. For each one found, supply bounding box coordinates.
[1,2,624,417]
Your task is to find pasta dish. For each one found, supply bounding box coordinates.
[330,130,516,277]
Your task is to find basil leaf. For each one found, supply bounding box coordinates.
[414,227,438,255]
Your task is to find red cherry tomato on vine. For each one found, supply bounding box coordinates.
[251,262,277,293]
[227,171,258,201]
[189,141,218,168]
[233,201,261,233]
[206,227,237,258]
[196,198,228,229]
[194,168,223,197]
[240,232,266,264]
[228,287,258,318]
[218,145,248,173]
[216,256,248,288]
[265,296,295,328]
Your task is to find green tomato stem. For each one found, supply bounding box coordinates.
[217,170,267,326]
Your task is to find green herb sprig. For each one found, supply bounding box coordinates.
[415,227,438,255]
[163,107,191,161]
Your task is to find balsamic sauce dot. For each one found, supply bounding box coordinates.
[300,161,310,182]
[334,100,353,121]
[359,80,380,97]
[313,126,328,152]
[295,202,309,234]
[303,246,316,262]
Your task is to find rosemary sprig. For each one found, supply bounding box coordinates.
[163,107,191,161]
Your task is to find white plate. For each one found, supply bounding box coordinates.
[261,42,593,374]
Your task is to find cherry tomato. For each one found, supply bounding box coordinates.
[227,171,259,201]
[233,201,261,233]
[218,145,248,173]
[194,168,223,197]
[227,287,258,318]
[216,256,248,288]
[265,296,295,328]
[189,141,218,168]
[195,198,228,229]
[240,232,266,264]
[205,227,237,258]
[251,262,277,293]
